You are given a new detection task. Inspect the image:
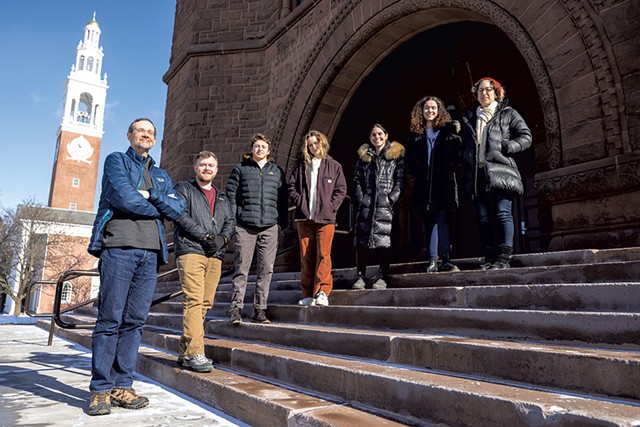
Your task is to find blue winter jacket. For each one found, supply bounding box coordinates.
[88,147,185,265]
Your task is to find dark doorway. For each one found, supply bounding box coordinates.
[329,20,546,266]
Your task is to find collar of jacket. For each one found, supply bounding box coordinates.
[126,146,156,167]
[187,177,219,193]
[357,141,405,163]
[242,153,273,165]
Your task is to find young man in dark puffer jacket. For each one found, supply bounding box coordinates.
[173,150,234,372]
[225,133,288,324]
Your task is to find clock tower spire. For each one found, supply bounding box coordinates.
[48,12,108,212]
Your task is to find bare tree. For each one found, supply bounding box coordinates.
[0,199,92,315]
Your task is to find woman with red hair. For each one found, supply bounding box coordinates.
[461,77,532,269]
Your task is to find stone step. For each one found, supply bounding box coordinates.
[42,322,406,427]
[143,330,640,426]
[329,282,640,311]
[142,311,640,401]
[55,311,640,402]
[389,260,640,288]
[200,320,640,400]
[151,281,640,314]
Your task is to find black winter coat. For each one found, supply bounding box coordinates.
[226,155,288,229]
[406,121,462,211]
[173,178,235,259]
[461,100,532,197]
[353,141,405,249]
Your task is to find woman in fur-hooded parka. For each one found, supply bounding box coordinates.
[353,134,406,249]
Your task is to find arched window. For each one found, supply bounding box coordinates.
[61,281,73,303]
[87,57,94,72]
[95,59,100,74]
[79,56,85,71]
[70,99,76,118]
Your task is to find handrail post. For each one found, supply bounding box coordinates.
[48,314,56,346]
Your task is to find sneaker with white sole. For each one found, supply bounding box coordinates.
[372,278,387,289]
[298,297,316,306]
[351,276,366,290]
[187,354,214,373]
[315,291,329,306]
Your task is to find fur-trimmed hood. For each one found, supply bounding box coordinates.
[357,141,405,164]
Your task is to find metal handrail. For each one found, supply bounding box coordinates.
[37,197,354,345]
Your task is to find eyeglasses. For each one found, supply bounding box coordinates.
[132,128,156,136]
[477,87,494,94]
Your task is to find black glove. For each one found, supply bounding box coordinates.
[202,234,227,256]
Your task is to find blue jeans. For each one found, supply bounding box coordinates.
[423,207,452,257]
[90,247,158,392]
[475,190,514,248]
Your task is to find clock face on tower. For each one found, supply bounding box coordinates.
[66,136,94,162]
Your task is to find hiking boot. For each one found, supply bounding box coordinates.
[177,355,212,367]
[110,388,149,410]
[489,245,512,270]
[479,246,496,270]
[314,291,329,307]
[439,261,460,272]
[229,308,242,325]
[351,276,366,290]
[421,258,438,273]
[251,309,270,324]
[187,354,214,373]
[88,392,111,416]
[298,297,316,306]
[371,278,387,289]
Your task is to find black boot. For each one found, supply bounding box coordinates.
[490,245,512,269]
[479,246,495,270]
[439,254,460,272]
[421,258,438,273]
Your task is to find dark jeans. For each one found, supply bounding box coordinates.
[90,247,158,392]
[475,188,515,248]
[423,207,453,257]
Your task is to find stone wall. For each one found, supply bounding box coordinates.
[163,0,640,252]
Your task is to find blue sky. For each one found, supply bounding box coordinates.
[0,1,176,210]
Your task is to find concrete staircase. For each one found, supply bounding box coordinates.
[41,247,640,426]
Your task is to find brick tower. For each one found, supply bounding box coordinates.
[48,13,107,212]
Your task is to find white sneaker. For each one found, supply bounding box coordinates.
[351,277,366,290]
[315,291,329,307]
[298,297,316,306]
[372,278,387,289]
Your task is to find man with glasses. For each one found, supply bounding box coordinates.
[87,118,185,416]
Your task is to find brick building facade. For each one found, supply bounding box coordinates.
[161,0,640,262]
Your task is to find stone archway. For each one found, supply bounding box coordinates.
[275,1,559,259]
[276,1,561,171]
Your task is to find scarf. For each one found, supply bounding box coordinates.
[475,101,497,167]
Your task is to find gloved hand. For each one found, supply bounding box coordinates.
[202,234,227,257]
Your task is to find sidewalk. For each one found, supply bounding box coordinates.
[0,317,247,427]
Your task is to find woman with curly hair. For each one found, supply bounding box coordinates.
[460,77,532,269]
[407,95,462,272]
[352,124,405,290]
[288,130,347,307]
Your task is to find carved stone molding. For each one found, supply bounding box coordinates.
[536,154,640,202]
[558,0,628,153]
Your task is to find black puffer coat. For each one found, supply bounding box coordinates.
[353,141,405,249]
[406,121,462,210]
[226,154,289,229]
[461,100,531,197]
[173,178,235,259]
